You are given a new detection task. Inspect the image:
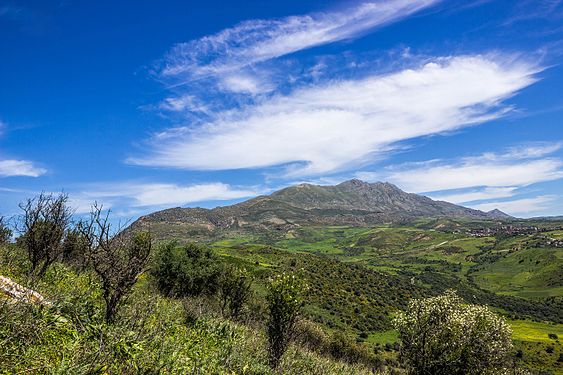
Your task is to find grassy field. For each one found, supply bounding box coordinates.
[367,330,399,345]
[510,320,563,343]
[511,320,563,374]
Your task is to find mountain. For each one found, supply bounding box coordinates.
[485,208,514,219]
[132,180,512,240]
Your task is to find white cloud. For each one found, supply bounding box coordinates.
[478,142,563,161]
[160,0,440,80]
[429,187,518,204]
[71,182,260,213]
[220,73,275,95]
[131,55,539,177]
[385,146,563,193]
[159,95,210,113]
[470,195,557,216]
[128,182,259,207]
[0,159,47,177]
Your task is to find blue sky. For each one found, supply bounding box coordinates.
[1,0,563,219]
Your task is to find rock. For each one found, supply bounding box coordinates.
[0,275,51,306]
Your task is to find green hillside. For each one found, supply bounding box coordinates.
[472,247,563,299]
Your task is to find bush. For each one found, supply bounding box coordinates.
[61,229,89,269]
[266,273,304,369]
[295,319,330,352]
[218,266,253,320]
[393,290,513,375]
[152,242,222,298]
[328,332,378,366]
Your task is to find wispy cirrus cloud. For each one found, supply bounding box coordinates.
[70,182,261,214]
[502,0,563,26]
[430,187,519,204]
[159,0,440,81]
[384,143,563,193]
[131,55,540,177]
[155,0,443,114]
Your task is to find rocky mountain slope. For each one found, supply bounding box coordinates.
[131,180,512,240]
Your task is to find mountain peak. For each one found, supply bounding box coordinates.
[134,180,510,237]
[338,179,395,188]
[486,209,513,219]
[338,178,369,187]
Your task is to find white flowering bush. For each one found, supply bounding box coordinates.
[393,290,513,375]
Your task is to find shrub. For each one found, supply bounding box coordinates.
[218,266,253,320]
[152,242,221,298]
[61,228,89,269]
[393,290,513,375]
[328,332,378,366]
[295,319,330,352]
[266,273,304,369]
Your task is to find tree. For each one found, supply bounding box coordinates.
[0,216,12,244]
[78,204,151,323]
[393,290,513,375]
[266,273,304,369]
[18,193,73,278]
[61,228,89,269]
[152,242,221,298]
[218,266,252,320]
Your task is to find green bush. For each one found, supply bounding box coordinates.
[266,272,304,369]
[327,332,379,367]
[218,266,253,320]
[152,242,222,298]
[61,229,89,269]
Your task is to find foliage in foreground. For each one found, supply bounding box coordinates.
[393,290,514,375]
[0,246,375,374]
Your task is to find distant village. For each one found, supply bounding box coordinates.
[463,224,563,248]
